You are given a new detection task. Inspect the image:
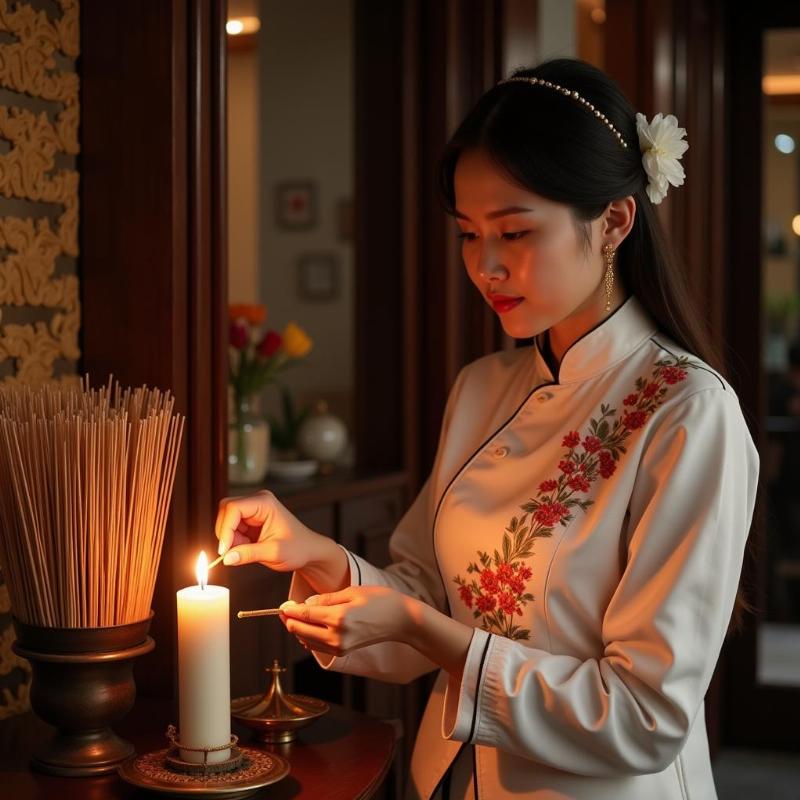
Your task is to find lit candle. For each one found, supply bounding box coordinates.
[176,551,231,763]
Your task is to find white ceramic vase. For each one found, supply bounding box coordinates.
[296,400,348,469]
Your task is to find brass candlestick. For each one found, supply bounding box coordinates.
[231,659,329,743]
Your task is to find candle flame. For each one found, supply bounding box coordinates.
[196,551,209,590]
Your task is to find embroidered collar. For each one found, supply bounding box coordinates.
[532,294,659,385]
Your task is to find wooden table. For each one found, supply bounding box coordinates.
[0,697,396,799]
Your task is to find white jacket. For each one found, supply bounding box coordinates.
[289,293,760,799]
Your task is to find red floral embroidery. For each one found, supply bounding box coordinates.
[562,431,580,448]
[452,354,699,640]
[582,435,602,453]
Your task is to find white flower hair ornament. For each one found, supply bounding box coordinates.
[495,77,689,204]
[635,112,689,204]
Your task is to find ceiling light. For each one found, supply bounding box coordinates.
[226,17,260,36]
[775,134,796,154]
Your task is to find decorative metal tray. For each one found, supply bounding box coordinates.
[117,745,289,798]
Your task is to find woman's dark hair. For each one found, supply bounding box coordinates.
[438,57,756,638]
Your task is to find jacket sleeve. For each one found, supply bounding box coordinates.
[441,387,760,776]
[287,365,469,684]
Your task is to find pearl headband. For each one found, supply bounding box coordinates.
[497,75,690,204]
[498,75,629,149]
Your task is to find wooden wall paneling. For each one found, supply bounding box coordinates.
[80,0,226,698]
[497,0,538,358]
[356,0,510,490]
[353,0,406,477]
[468,1,513,361]
[191,0,229,544]
[603,0,649,117]
[413,0,509,475]
[656,0,765,755]
[669,0,727,341]
[416,0,461,473]
[81,0,187,698]
[402,0,423,492]
[723,0,768,748]
[501,0,538,77]
[604,0,738,756]
[606,0,727,341]
[722,1,800,751]
[606,0,800,755]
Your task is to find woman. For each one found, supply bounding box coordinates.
[216,59,760,799]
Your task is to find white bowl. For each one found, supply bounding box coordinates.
[268,459,318,481]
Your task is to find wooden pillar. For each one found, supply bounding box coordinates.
[79,0,227,697]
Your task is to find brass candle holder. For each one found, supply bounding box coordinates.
[117,724,289,798]
[163,724,244,775]
[231,659,330,743]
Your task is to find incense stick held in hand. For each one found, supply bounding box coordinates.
[207,553,224,571]
[237,608,283,619]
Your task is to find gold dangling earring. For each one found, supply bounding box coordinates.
[602,243,615,312]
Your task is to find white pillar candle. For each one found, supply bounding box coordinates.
[176,551,231,763]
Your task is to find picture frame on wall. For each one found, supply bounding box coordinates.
[297,252,340,302]
[275,180,317,229]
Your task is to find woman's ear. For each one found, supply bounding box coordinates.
[601,196,636,248]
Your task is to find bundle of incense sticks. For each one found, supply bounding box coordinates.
[0,375,185,628]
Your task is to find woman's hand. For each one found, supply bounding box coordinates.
[215,490,350,594]
[278,586,413,656]
[215,489,315,570]
[280,586,474,677]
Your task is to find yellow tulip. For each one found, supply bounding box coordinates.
[282,322,312,358]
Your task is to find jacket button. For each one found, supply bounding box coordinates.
[493,446,510,458]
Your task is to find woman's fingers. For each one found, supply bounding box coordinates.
[230,530,251,549]
[222,541,268,566]
[298,637,339,655]
[216,492,271,555]
[304,589,353,607]
[279,601,336,626]
[283,617,336,648]
[279,605,340,654]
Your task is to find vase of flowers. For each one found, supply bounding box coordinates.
[228,304,313,485]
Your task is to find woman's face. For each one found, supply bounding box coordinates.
[453,147,624,341]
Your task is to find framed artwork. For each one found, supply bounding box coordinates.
[297,252,340,301]
[275,180,317,229]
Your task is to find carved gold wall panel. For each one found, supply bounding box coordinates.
[0,0,81,719]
